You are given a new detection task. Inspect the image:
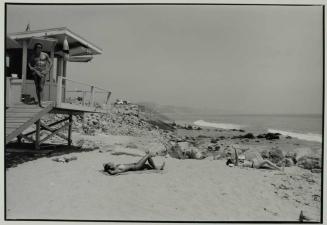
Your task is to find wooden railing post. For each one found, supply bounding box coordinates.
[105,91,111,105]
[56,76,63,107]
[82,91,86,106]
[21,40,27,96]
[90,86,95,107]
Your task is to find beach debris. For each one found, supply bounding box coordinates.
[52,158,65,163]
[52,156,77,163]
[312,194,320,201]
[299,210,313,222]
[278,184,290,190]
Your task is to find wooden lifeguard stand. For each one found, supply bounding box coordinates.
[5,27,111,149]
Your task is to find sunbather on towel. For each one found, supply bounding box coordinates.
[103,152,165,175]
[226,147,283,171]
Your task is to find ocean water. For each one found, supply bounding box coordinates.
[164,113,323,143]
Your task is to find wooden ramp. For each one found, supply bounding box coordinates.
[5,102,55,144]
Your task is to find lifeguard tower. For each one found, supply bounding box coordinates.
[5,27,111,149]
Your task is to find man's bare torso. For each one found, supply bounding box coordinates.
[30,52,49,75]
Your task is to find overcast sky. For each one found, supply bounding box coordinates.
[7,5,323,114]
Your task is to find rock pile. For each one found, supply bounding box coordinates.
[257,133,281,140]
[168,141,207,160]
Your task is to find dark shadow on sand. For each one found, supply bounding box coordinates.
[5,142,98,169]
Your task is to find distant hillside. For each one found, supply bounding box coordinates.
[136,102,174,122]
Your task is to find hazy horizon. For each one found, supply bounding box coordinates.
[139,102,323,116]
[7,4,323,115]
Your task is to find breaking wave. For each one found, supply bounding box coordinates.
[194,120,244,130]
[268,129,322,143]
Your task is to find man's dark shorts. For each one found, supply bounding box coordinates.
[33,72,45,92]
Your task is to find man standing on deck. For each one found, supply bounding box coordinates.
[28,43,52,107]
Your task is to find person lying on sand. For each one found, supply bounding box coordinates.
[103,152,165,175]
[226,147,283,171]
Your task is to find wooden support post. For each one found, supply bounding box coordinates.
[35,119,41,150]
[21,40,28,96]
[90,86,95,107]
[68,113,72,146]
[17,134,22,144]
[6,77,12,107]
[63,60,67,101]
[82,91,86,106]
[57,58,63,77]
[49,48,55,101]
[56,76,63,107]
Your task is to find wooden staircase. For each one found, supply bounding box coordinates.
[5,102,55,144]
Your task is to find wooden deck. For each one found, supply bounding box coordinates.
[5,102,54,144]
[53,102,109,114]
[5,101,108,145]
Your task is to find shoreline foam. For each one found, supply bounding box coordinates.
[267,129,322,143]
[193,119,322,143]
[193,119,244,130]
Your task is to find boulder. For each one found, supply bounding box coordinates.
[198,135,209,138]
[215,145,221,151]
[234,133,255,139]
[265,133,280,140]
[268,148,284,164]
[169,142,206,160]
[242,133,255,139]
[210,139,218,144]
[297,154,321,170]
[145,142,167,156]
[257,133,280,140]
[294,147,314,161]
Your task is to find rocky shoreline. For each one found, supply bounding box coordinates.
[5,103,322,221]
[6,103,322,173]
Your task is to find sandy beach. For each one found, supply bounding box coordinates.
[6,130,321,221]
